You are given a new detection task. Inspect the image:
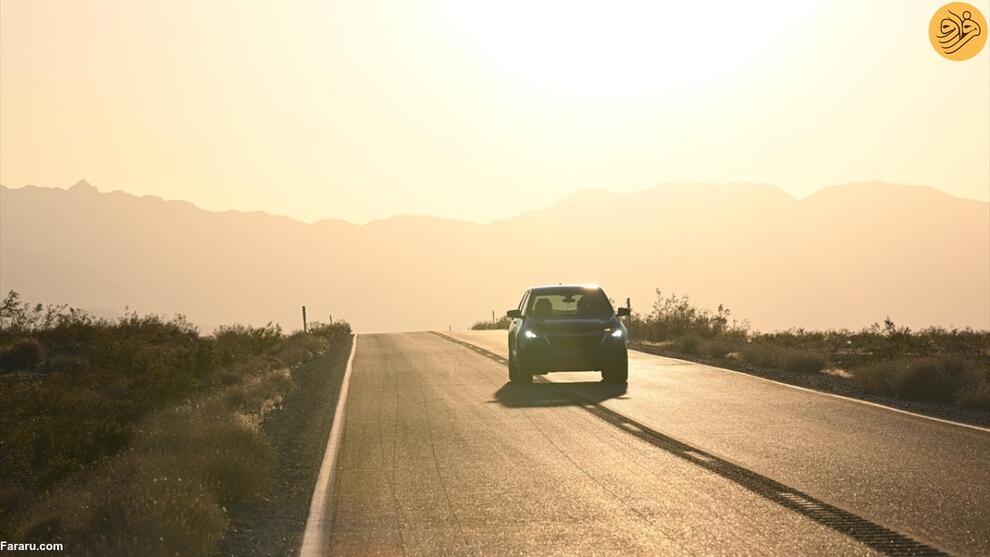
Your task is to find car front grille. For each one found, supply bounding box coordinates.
[545,334,604,352]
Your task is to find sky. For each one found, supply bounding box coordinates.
[1,0,988,224]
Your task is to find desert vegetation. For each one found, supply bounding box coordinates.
[0,291,351,555]
[628,290,990,410]
[471,315,511,330]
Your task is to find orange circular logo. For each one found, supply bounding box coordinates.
[930,3,987,60]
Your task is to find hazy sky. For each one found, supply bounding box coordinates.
[1,0,988,224]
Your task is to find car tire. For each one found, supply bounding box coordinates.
[602,349,628,383]
[508,352,533,384]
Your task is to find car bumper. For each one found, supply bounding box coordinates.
[519,333,626,372]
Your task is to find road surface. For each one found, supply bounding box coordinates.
[317,331,990,556]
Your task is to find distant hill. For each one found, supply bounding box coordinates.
[1,180,987,332]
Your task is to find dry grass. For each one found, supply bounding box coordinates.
[10,348,306,555]
[0,292,352,554]
[851,357,988,405]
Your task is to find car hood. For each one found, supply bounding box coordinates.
[526,316,617,334]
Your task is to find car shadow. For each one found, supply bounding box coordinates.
[493,380,628,408]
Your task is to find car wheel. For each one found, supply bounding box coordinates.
[602,350,628,383]
[509,353,533,384]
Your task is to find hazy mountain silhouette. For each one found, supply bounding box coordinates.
[1,180,987,332]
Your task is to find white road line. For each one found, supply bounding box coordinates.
[299,333,359,557]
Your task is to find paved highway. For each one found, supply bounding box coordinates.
[316,331,990,556]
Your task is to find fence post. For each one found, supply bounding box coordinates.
[626,298,632,334]
[302,306,308,333]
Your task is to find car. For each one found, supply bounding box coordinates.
[506,284,630,384]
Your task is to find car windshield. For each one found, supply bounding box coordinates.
[527,287,613,318]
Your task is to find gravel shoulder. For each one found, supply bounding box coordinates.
[218,335,353,557]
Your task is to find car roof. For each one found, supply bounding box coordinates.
[528,284,603,293]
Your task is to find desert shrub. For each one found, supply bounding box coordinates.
[16,452,228,557]
[851,356,984,404]
[782,351,827,374]
[702,338,738,358]
[851,361,896,394]
[140,405,277,505]
[673,335,701,354]
[197,420,276,504]
[471,316,511,330]
[212,323,282,367]
[890,358,968,403]
[741,343,781,368]
[629,290,747,342]
[222,369,293,416]
[0,338,47,371]
[12,362,292,555]
[956,376,990,409]
[309,320,352,338]
[218,370,244,386]
[0,291,350,551]
[271,333,325,367]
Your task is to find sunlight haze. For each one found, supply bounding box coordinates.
[1,0,988,223]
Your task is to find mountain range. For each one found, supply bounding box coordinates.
[1,180,987,332]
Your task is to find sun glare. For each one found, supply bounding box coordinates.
[433,1,820,102]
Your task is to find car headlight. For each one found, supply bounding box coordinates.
[523,329,539,339]
[610,328,624,338]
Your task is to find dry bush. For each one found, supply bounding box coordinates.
[0,291,350,551]
[16,452,228,557]
[308,320,352,338]
[891,358,967,403]
[673,335,701,354]
[222,369,294,416]
[13,368,287,555]
[851,361,895,394]
[782,352,827,374]
[702,338,737,359]
[956,376,990,409]
[852,356,985,404]
[218,370,244,386]
[0,338,47,371]
[471,316,511,330]
[741,343,781,368]
[271,334,326,367]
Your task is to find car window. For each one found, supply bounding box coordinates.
[526,288,612,318]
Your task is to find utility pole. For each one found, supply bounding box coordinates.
[302,306,308,333]
[329,314,333,326]
[626,298,632,333]
[492,310,496,325]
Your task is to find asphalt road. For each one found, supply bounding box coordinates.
[322,331,990,556]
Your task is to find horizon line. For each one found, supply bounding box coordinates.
[1,178,987,227]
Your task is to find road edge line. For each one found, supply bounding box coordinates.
[627,347,990,434]
[298,333,358,557]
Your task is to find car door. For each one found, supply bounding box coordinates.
[508,289,529,349]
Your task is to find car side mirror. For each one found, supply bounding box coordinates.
[506,309,522,319]
[616,307,630,317]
